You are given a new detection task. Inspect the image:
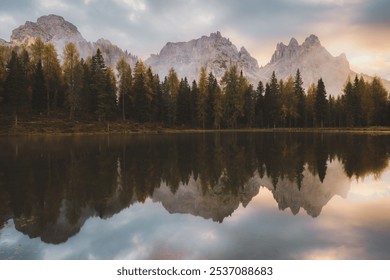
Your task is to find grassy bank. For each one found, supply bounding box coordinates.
[1,115,390,136]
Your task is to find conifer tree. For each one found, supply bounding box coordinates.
[343,78,355,126]
[221,66,246,128]
[133,60,152,122]
[4,50,29,126]
[207,72,222,129]
[197,67,208,128]
[176,78,191,125]
[243,84,255,127]
[166,68,179,125]
[263,72,280,127]
[294,69,305,127]
[116,57,132,120]
[305,83,317,127]
[42,43,62,114]
[102,67,118,121]
[0,46,11,111]
[32,60,46,114]
[315,78,327,127]
[190,80,199,126]
[63,43,83,120]
[255,81,264,127]
[30,38,45,64]
[369,77,388,125]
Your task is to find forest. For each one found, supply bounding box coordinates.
[0,39,389,130]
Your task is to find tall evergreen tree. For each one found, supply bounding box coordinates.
[305,83,317,127]
[132,60,152,122]
[166,68,179,125]
[294,69,305,127]
[42,43,62,114]
[221,66,246,128]
[207,72,222,129]
[242,84,255,127]
[116,57,132,121]
[176,77,191,125]
[190,80,199,126]
[279,76,297,127]
[63,43,83,120]
[369,77,388,125]
[0,46,11,111]
[4,50,29,126]
[263,72,280,127]
[255,81,264,127]
[197,67,208,128]
[315,78,328,127]
[31,60,46,114]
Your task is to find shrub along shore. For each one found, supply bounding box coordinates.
[1,115,390,136]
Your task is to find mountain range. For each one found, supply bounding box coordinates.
[1,14,389,96]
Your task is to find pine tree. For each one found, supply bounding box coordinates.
[42,43,62,114]
[279,76,297,127]
[197,67,208,128]
[91,49,108,121]
[263,71,280,128]
[0,46,11,111]
[4,50,29,126]
[166,68,179,125]
[30,38,45,64]
[369,77,388,125]
[132,60,152,122]
[102,67,118,121]
[221,66,246,128]
[242,84,255,127]
[116,57,132,120]
[343,78,355,127]
[176,78,191,125]
[294,69,305,127]
[305,83,317,127]
[190,80,199,126]
[315,78,328,127]
[206,72,222,129]
[63,43,83,120]
[32,60,46,114]
[255,81,264,127]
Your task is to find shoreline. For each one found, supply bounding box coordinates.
[1,118,390,136]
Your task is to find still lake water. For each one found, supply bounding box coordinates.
[0,132,390,260]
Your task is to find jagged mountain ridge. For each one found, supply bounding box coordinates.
[1,14,389,95]
[1,14,137,68]
[258,34,390,96]
[145,31,260,83]
[148,32,390,96]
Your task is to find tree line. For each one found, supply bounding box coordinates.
[0,39,389,128]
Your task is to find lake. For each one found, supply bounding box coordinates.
[0,132,390,259]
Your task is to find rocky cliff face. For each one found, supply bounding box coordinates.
[259,34,352,96]
[145,31,260,83]
[2,15,137,68]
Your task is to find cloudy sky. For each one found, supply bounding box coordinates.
[0,0,390,79]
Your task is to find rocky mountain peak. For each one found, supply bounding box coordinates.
[146,31,259,83]
[3,14,137,69]
[260,34,352,96]
[302,34,321,48]
[288,37,299,47]
[11,14,85,46]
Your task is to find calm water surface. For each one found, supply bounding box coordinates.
[0,132,389,259]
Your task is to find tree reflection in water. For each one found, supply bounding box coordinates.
[0,132,389,244]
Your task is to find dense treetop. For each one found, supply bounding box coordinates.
[0,41,389,128]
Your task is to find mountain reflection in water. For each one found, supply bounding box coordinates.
[0,132,389,259]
